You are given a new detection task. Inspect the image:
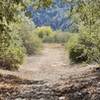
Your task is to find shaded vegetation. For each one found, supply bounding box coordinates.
[0,0,52,70]
[34,26,55,42]
[65,0,100,64]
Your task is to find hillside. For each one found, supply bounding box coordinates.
[26,0,73,31]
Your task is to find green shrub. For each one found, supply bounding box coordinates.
[66,34,87,63]
[34,27,72,43]
[67,43,88,63]
[35,28,72,43]
[21,32,43,55]
[0,30,25,70]
[54,32,72,43]
[43,36,55,43]
[65,34,79,50]
[14,15,43,56]
[67,32,100,64]
[79,32,100,63]
[34,26,55,42]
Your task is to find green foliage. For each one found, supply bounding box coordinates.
[15,15,43,55]
[66,34,79,50]
[79,31,100,64]
[0,0,52,70]
[36,0,53,8]
[0,0,28,70]
[42,36,55,43]
[34,27,72,43]
[0,30,25,70]
[34,26,55,42]
[54,32,72,43]
[66,34,86,63]
[67,31,100,64]
[65,0,100,64]
[21,32,43,55]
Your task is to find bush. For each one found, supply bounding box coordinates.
[79,32,100,63]
[54,32,72,43]
[66,34,87,63]
[43,36,55,43]
[14,15,43,56]
[34,28,72,43]
[21,32,43,55]
[66,32,100,64]
[0,30,25,70]
[34,26,55,42]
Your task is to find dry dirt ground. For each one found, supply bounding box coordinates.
[0,44,96,83]
[0,44,99,100]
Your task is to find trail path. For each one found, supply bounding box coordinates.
[0,44,98,100]
[0,44,96,83]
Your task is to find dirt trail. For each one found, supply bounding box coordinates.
[0,44,99,100]
[0,44,96,83]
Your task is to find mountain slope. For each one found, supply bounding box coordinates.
[27,0,72,31]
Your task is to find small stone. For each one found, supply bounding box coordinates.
[39,98,45,100]
[97,82,100,86]
[51,65,57,67]
[15,98,24,100]
[59,96,65,100]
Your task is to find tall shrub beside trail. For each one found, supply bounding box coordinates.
[15,15,43,56]
[79,31,100,64]
[65,0,100,65]
[0,0,52,70]
[0,26,25,70]
[67,32,100,64]
[21,32,43,55]
[0,0,27,70]
[66,34,87,63]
